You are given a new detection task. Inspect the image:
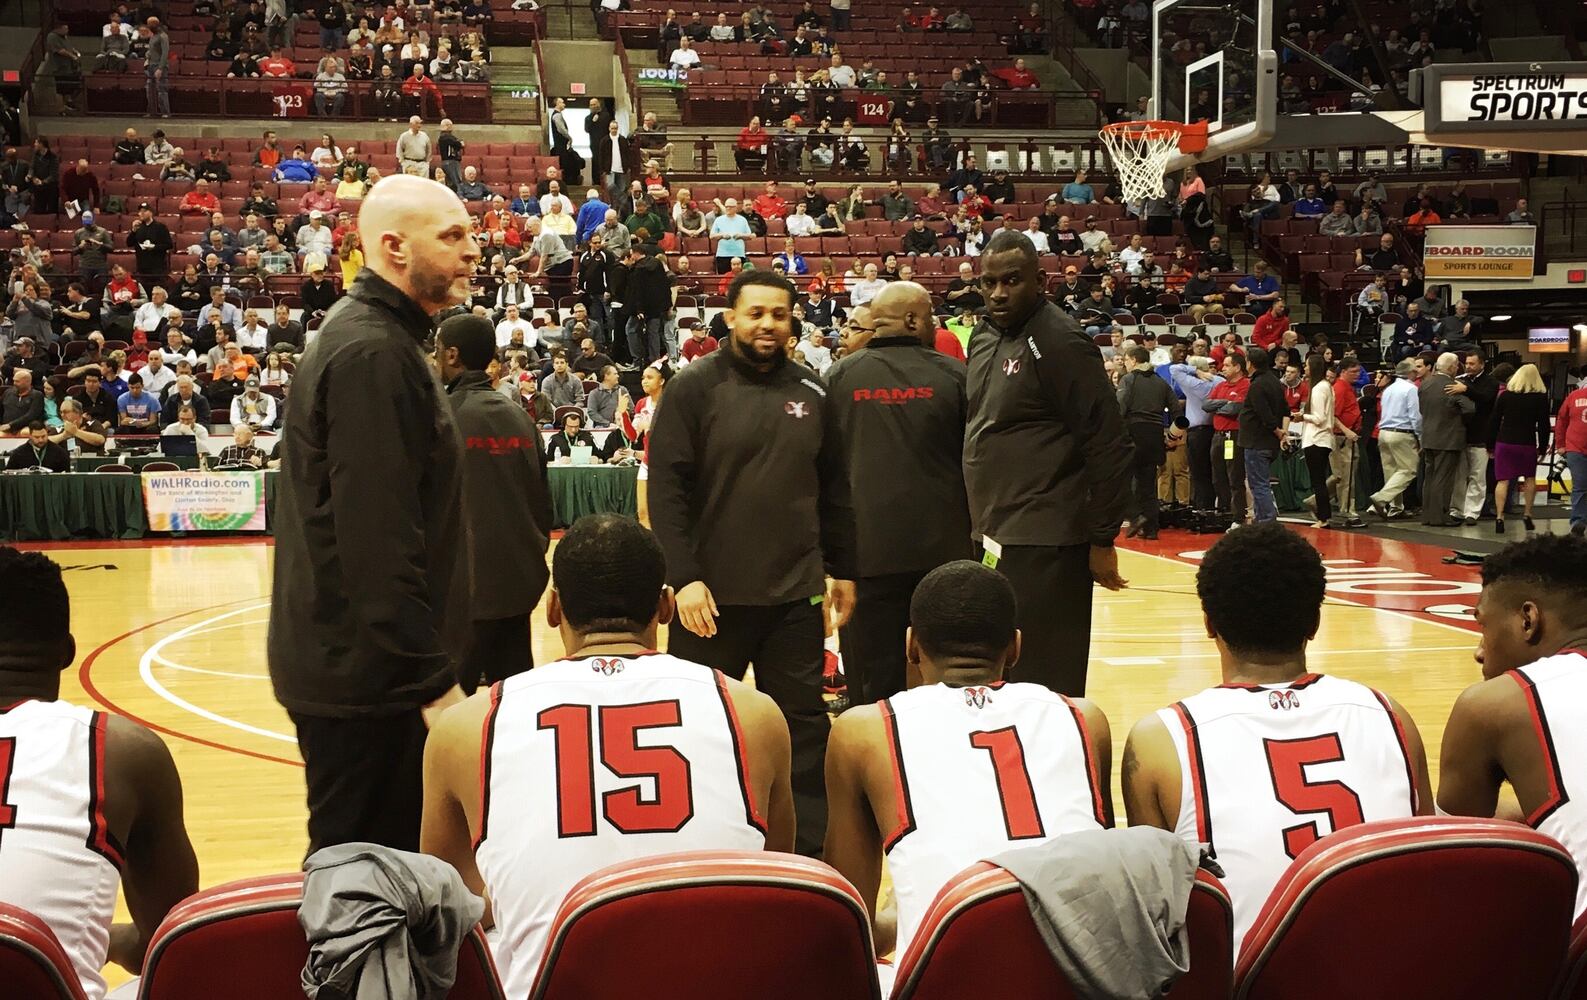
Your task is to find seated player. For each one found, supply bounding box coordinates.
[1438,533,1587,919]
[823,560,1112,982]
[0,548,199,999]
[421,515,794,998]
[1122,523,1432,951]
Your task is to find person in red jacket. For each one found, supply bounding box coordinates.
[1251,297,1289,350]
[990,58,1040,89]
[178,178,221,215]
[1207,351,1250,529]
[403,63,445,119]
[1556,381,1587,535]
[734,117,769,171]
[258,47,296,78]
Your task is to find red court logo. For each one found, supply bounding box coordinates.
[1002,358,1022,376]
[591,658,625,676]
[784,401,809,418]
[1269,690,1301,711]
[963,686,993,709]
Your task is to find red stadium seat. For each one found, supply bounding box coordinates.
[0,903,90,1000]
[890,862,1233,1000]
[1235,818,1576,1000]
[138,873,505,1000]
[1561,912,1587,1000]
[530,851,880,1000]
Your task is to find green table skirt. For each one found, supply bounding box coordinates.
[1,465,640,541]
[0,473,147,541]
[1274,448,1377,513]
[75,454,202,473]
[547,465,639,528]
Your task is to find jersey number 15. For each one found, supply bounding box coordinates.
[538,702,696,838]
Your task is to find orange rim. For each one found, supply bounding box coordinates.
[1100,119,1209,153]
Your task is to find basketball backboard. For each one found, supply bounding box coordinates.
[1150,0,1278,169]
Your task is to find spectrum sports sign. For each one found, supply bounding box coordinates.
[1422,225,1537,280]
[1413,62,1587,136]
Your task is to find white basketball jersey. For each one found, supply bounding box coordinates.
[474,653,767,998]
[0,700,123,1000]
[1511,650,1587,920]
[882,682,1109,962]
[1158,674,1417,951]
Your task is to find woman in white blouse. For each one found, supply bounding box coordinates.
[1297,352,1338,528]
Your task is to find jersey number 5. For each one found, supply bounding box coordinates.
[1264,734,1365,859]
[538,702,695,838]
[969,727,1046,840]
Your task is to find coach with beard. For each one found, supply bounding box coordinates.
[647,268,857,856]
[825,280,970,704]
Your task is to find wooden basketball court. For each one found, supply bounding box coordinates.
[31,529,1488,990]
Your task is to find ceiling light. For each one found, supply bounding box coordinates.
[1490,314,1512,322]
[1574,323,1587,333]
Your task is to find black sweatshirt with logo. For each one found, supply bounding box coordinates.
[825,335,971,577]
[965,300,1134,549]
[648,343,857,605]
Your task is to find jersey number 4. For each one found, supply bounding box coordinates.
[538,702,695,838]
[1264,734,1365,859]
[969,728,1046,840]
[0,738,16,847]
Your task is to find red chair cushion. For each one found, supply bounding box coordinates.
[532,851,879,1000]
[0,903,89,1000]
[1236,817,1576,1000]
[140,873,503,1000]
[891,863,1232,1000]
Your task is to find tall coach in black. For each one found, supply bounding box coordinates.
[436,312,554,694]
[825,281,970,704]
[268,175,478,855]
[964,229,1134,696]
[647,268,858,856]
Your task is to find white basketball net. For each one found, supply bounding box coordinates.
[1099,124,1184,202]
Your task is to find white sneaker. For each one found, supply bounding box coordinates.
[1226,521,1242,532]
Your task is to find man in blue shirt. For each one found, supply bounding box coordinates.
[574,187,609,244]
[773,237,808,275]
[273,146,318,184]
[1060,169,1094,204]
[1291,184,1327,219]
[1390,301,1438,361]
[117,372,162,432]
[509,183,542,218]
[709,198,751,273]
[1169,354,1223,510]
[1369,358,1423,519]
[1234,260,1281,315]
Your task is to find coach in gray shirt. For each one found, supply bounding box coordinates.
[144,17,170,117]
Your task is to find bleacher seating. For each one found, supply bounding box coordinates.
[0,903,89,1000]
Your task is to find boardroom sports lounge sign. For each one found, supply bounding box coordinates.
[1413,62,1587,133]
[1422,225,1537,280]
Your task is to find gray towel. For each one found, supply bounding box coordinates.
[990,827,1200,1000]
[299,843,487,1000]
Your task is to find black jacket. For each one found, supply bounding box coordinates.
[648,343,857,604]
[1460,370,1498,446]
[128,219,173,274]
[4,440,67,471]
[965,300,1133,548]
[268,270,469,717]
[1118,368,1173,426]
[447,370,552,620]
[826,336,971,577]
[621,254,672,319]
[1238,368,1287,453]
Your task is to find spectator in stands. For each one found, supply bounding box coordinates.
[585,364,630,428]
[1351,169,1386,207]
[1389,301,1437,361]
[849,263,887,307]
[230,376,278,429]
[116,372,162,432]
[1506,198,1535,225]
[404,62,446,118]
[49,397,106,455]
[160,401,210,446]
[125,204,172,283]
[259,46,294,77]
[538,351,585,409]
[3,421,64,467]
[265,303,303,352]
[0,367,44,432]
[259,233,294,275]
[314,56,349,116]
[394,116,431,176]
[132,284,177,338]
[271,147,315,184]
[1292,184,1327,219]
[144,16,170,116]
[161,374,209,424]
[1405,196,1441,234]
[709,198,752,274]
[592,209,631,256]
[177,178,220,217]
[58,158,99,213]
[1350,230,1398,271]
[1436,299,1479,350]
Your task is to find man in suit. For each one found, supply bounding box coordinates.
[1448,352,1498,525]
[1417,352,1476,527]
[591,118,639,207]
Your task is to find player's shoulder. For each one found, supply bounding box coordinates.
[829,700,888,753]
[715,670,782,727]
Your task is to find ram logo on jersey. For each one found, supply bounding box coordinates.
[1269,690,1301,711]
[590,658,626,676]
[963,686,994,709]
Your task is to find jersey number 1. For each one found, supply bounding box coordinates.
[1264,734,1365,859]
[538,702,695,837]
[970,727,1046,840]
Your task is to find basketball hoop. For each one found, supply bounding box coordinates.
[1098,120,1208,202]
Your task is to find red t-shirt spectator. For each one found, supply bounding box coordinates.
[403,72,446,114]
[1251,310,1288,351]
[961,193,991,218]
[934,327,966,362]
[179,190,221,215]
[753,193,788,219]
[1208,375,1249,432]
[1333,376,1361,432]
[680,333,719,361]
[737,127,768,153]
[259,55,296,78]
[1555,387,1587,455]
[991,65,1039,89]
